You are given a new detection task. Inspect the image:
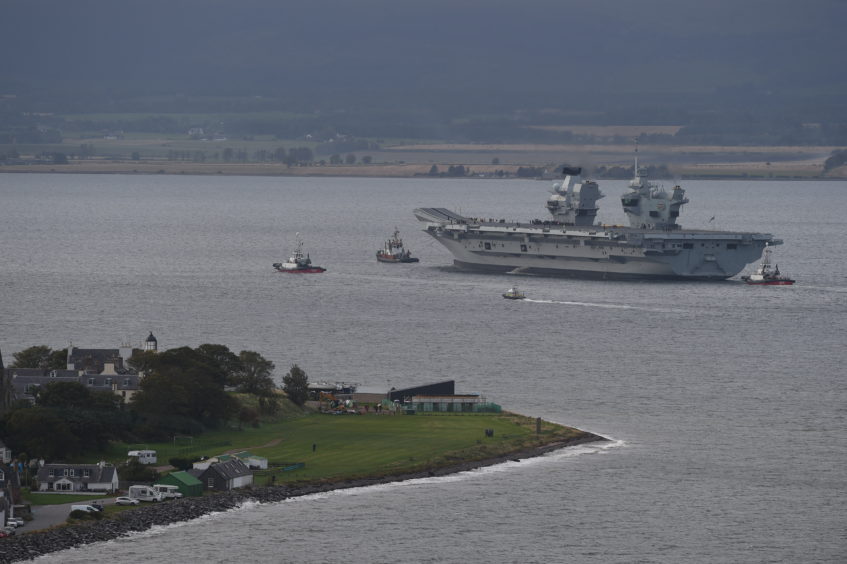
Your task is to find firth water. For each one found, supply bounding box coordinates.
[1,174,844,563]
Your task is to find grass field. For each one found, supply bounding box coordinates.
[107,412,587,485]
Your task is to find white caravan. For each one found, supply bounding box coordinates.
[128,485,163,502]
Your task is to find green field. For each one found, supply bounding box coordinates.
[107,412,587,485]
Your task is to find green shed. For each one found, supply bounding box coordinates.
[159,470,203,497]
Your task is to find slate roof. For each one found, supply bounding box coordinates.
[37,463,118,484]
[208,459,252,480]
[67,348,124,373]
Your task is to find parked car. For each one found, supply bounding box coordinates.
[115,496,140,506]
[70,504,101,514]
[6,517,24,527]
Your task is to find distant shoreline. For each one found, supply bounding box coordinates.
[0,161,838,180]
[0,431,607,563]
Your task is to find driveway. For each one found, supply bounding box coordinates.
[15,496,114,533]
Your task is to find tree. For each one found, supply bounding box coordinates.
[118,458,159,482]
[10,345,53,368]
[2,407,80,459]
[329,154,342,165]
[130,347,238,433]
[282,364,309,406]
[345,153,356,164]
[195,344,242,387]
[362,155,372,164]
[35,381,92,409]
[232,350,275,395]
[428,165,439,176]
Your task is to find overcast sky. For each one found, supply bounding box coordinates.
[2,0,845,115]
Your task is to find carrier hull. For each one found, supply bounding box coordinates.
[415,208,778,281]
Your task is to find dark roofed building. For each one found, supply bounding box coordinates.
[191,459,253,491]
[36,462,119,493]
[66,347,125,374]
[7,369,79,404]
[388,380,455,402]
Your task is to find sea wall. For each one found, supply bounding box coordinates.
[0,433,605,563]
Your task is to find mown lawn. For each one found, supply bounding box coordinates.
[107,412,586,484]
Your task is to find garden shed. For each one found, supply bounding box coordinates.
[158,470,203,497]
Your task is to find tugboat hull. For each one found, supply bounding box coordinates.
[377,253,419,263]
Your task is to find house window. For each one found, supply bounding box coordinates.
[63,469,69,476]
[88,378,95,385]
[83,469,91,478]
[49,469,55,477]
[484,242,491,250]
[207,478,215,489]
[105,377,113,385]
[123,378,130,386]
[69,469,75,477]
[520,244,528,252]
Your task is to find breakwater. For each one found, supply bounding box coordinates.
[0,433,605,563]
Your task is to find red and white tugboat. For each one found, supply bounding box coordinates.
[741,245,794,285]
[273,235,326,273]
[376,228,419,263]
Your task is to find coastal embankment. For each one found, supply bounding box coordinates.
[0,432,605,563]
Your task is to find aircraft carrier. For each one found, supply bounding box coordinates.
[414,164,781,280]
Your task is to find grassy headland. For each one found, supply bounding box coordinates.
[109,411,598,485]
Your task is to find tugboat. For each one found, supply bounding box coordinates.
[740,245,794,285]
[502,286,526,300]
[376,228,419,263]
[273,235,326,273]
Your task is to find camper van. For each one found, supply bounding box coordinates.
[127,450,157,464]
[152,484,183,499]
[128,485,163,502]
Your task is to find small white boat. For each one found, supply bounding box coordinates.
[502,286,526,300]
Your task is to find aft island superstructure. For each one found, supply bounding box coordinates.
[414,165,781,280]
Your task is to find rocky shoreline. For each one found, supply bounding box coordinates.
[0,433,606,563]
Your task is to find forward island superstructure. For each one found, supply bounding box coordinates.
[414,165,781,280]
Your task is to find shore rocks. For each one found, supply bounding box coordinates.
[0,433,605,563]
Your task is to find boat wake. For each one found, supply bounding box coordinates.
[523,298,677,313]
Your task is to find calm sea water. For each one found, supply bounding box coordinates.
[1,173,845,563]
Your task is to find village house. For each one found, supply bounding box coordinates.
[5,332,159,404]
[212,451,268,470]
[36,461,119,493]
[189,459,253,491]
[0,440,11,464]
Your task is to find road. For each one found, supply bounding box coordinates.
[13,496,115,533]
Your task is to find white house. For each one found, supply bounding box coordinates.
[36,462,119,493]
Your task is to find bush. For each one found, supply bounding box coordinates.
[168,457,195,471]
[68,509,102,520]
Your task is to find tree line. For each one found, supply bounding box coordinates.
[0,344,310,461]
